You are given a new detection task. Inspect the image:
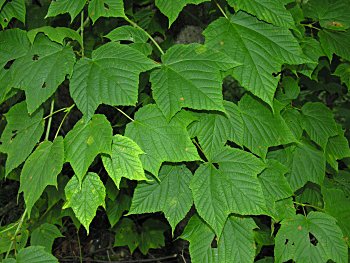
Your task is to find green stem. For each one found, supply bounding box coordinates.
[115,107,134,122]
[5,209,27,259]
[293,201,324,211]
[123,16,165,55]
[81,11,85,57]
[45,99,55,141]
[54,104,75,139]
[43,106,71,120]
[215,1,228,19]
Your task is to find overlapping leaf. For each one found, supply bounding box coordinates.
[19,137,64,216]
[204,12,306,106]
[319,29,350,61]
[326,125,350,171]
[70,42,156,119]
[150,44,239,120]
[27,26,82,46]
[124,105,200,176]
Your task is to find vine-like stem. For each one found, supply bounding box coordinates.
[81,11,85,57]
[215,1,228,19]
[54,104,75,139]
[45,99,55,141]
[115,107,134,122]
[123,16,165,55]
[5,209,27,259]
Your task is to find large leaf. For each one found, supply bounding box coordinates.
[275,212,348,263]
[46,0,86,21]
[102,135,147,188]
[124,105,200,176]
[204,12,305,107]
[88,0,125,23]
[70,42,156,119]
[238,94,295,158]
[0,0,25,29]
[0,101,44,175]
[64,114,113,182]
[319,29,350,61]
[16,246,58,263]
[155,0,210,26]
[301,102,337,149]
[19,137,64,216]
[30,223,63,252]
[190,146,266,236]
[150,44,239,120]
[129,165,193,231]
[64,173,106,233]
[188,101,243,160]
[10,35,76,113]
[227,0,294,28]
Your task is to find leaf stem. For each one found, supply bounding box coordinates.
[123,15,165,55]
[5,208,27,259]
[215,1,228,19]
[43,106,71,120]
[54,104,75,139]
[45,99,55,141]
[293,201,324,211]
[115,107,134,122]
[81,11,85,57]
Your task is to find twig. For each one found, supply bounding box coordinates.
[115,107,134,122]
[45,99,55,141]
[215,1,228,19]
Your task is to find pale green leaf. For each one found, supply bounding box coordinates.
[0,0,25,29]
[88,0,125,23]
[326,125,350,171]
[102,135,146,188]
[275,212,348,263]
[301,102,337,149]
[64,114,113,182]
[17,246,58,263]
[227,0,294,28]
[19,137,64,216]
[204,12,305,106]
[64,173,106,233]
[334,63,350,90]
[30,223,63,252]
[150,44,239,119]
[319,29,350,61]
[10,35,76,114]
[124,105,200,176]
[70,42,156,119]
[0,101,44,175]
[191,146,266,236]
[155,0,210,26]
[238,94,296,158]
[129,165,193,231]
[46,0,86,22]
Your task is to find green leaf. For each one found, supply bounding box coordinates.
[282,107,303,139]
[114,218,139,253]
[188,101,243,160]
[238,94,296,158]
[64,173,106,234]
[70,42,156,119]
[334,62,350,90]
[19,137,64,216]
[0,0,25,29]
[30,223,63,252]
[204,12,305,107]
[102,135,146,188]
[0,223,28,254]
[326,125,350,171]
[124,105,200,176]
[155,0,210,26]
[10,35,76,114]
[0,101,44,175]
[275,212,348,263]
[16,246,58,263]
[129,165,193,231]
[227,0,294,28]
[27,26,82,47]
[64,114,113,182]
[190,146,266,236]
[46,0,86,22]
[301,102,337,149]
[88,0,125,23]
[297,37,324,78]
[303,0,350,31]
[150,44,239,119]
[319,29,350,61]
[106,193,131,227]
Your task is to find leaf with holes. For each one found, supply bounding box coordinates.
[0,0,25,29]
[64,173,106,234]
[88,0,125,23]
[46,0,86,22]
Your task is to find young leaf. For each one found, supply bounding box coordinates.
[46,0,86,22]
[102,135,147,188]
[70,42,156,119]
[301,102,337,149]
[19,137,64,216]
[16,246,59,263]
[0,101,44,175]
[155,0,210,26]
[319,29,350,61]
[64,114,112,182]
[88,0,125,23]
[10,35,76,114]
[275,212,348,263]
[124,105,200,176]
[227,0,294,28]
[0,0,25,29]
[129,165,193,231]
[204,12,305,107]
[30,223,64,252]
[191,146,266,236]
[150,44,240,120]
[64,173,106,234]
